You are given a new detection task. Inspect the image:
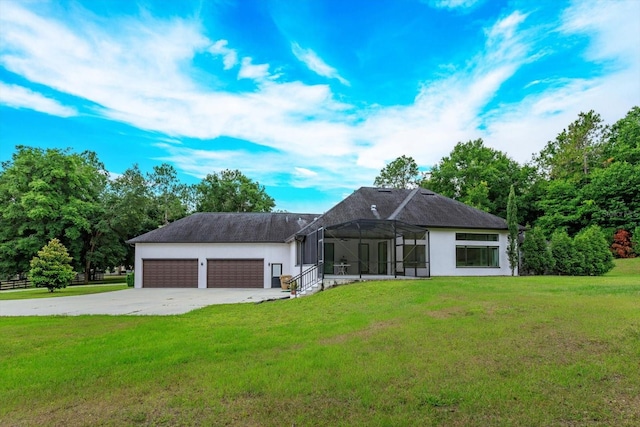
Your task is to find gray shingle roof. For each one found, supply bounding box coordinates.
[127,187,509,244]
[126,212,319,244]
[299,187,508,233]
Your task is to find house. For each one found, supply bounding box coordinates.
[127,187,517,290]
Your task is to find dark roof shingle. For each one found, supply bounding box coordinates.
[299,187,508,233]
[127,187,509,244]
[126,212,319,244]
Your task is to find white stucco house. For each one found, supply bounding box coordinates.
[127,187,517,291]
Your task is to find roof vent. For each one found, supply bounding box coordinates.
[420,190,435,196]
[377,188,392,193]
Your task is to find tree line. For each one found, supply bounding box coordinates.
[0,148,274,282]
[1,107,637,281]
[374,106,639,273]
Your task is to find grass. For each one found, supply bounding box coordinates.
[607,256,640,276]
[0,283,129,300]
[0,261,638,426]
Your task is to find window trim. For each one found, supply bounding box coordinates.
[455,245,500,268]
[455,233,499,242]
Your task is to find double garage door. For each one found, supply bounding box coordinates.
[142,259,264,288]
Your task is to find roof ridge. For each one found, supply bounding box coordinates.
[387,188,420,220]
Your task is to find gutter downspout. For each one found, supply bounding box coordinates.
[393,220,397,278]
[357,222,362,279]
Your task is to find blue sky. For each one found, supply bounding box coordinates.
[1,0,639,213]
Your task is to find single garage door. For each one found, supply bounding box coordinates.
[207,259,264,288]
[142,259,198,288]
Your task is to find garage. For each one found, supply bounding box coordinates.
[207,259,264,288]
[142,259,198,288]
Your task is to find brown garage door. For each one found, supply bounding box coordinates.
[142,259,198,288]
[207,259,264,288]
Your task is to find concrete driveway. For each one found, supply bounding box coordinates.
[0,288,291,316]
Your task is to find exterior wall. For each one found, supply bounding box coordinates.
[429,228,515,276]
[134,242,295,289]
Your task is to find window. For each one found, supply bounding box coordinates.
[404,244,426,268]
[456,246,499,267]
[455,233,499,241]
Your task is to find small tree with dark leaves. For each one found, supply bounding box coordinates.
[611,229,634,258]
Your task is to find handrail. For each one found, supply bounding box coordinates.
[286,263,323,295]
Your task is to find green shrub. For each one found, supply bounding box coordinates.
[632,226,640,256]
[574,225,614,276]
[521,227,554,275]
[126,272,135,287]
[550,230,579,275]
[29,239,75,292]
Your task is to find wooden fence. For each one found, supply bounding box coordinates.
[0,273,108,291]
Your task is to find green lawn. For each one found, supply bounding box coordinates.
[608,256,640,276]
[0,283,129,300]
[1,263,639,426]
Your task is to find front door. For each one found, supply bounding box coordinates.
[378,241,388,274]
[271,263,282,288]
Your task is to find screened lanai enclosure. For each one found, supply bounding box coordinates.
[296,219,430,280]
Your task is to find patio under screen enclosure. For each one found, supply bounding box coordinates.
[295,219,430,279]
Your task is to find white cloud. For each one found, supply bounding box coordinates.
[0,82,76,117]
[237,57,270,80]
[561,0,640,69]
[0,0,637,207]
[355,11,532,168]
[293,167,318,178]
[291,42,350,86]
[482,0,640,163]
[208,39,238,70]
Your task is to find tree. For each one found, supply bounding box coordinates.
[506,185,519,275]
[610,229,634,258]
[147,163,189,225]
[101,165,159,269]
[534,180,583,237]
[579,161,640,232]
[550,230,579,275]
[533,108,640,236]
[195,169,275,212]
[603,106,640,165]
[0,146,105,279]
[574,225,614,276]
[422,139,531,221]
[521,227,554,275]
[374,155,420,189]
[577,108,640,232]
[28,239,75,292]
[536,110,607,181]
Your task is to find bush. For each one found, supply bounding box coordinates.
[610,229,634,258]
[29,239,75,292]
[550,230,579,275]
[521,227,554,275]
[574,225,614,276]
[126,272,135,287]
[632,226,640,257]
